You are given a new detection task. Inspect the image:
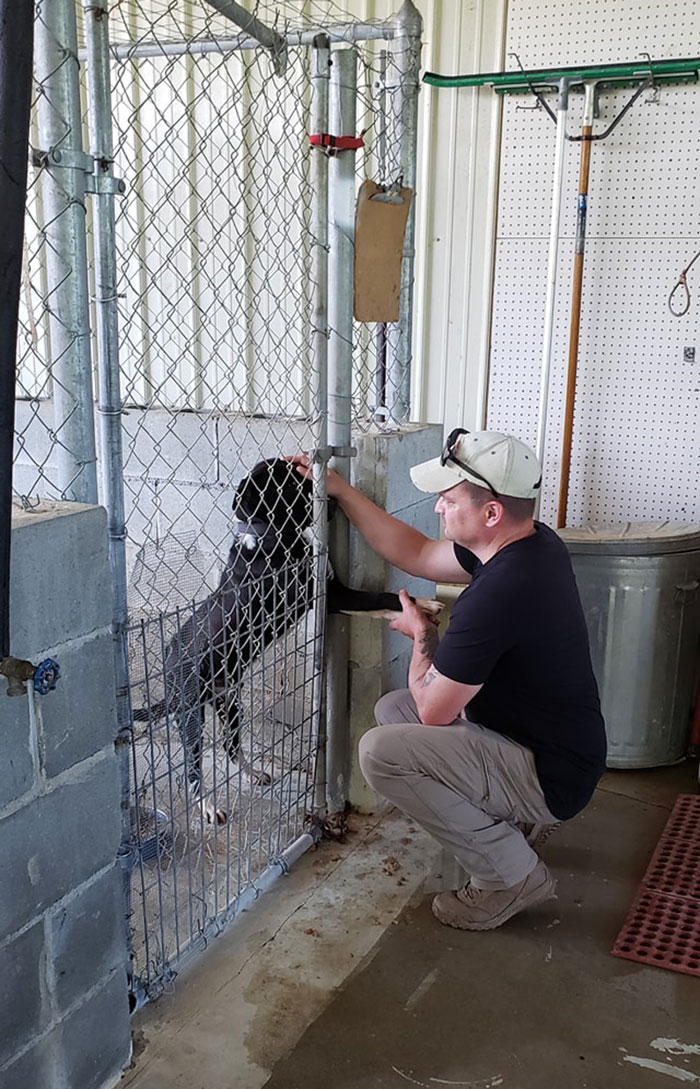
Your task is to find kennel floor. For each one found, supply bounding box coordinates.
[123,761,700,1089]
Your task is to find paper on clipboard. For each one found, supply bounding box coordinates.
[353,179,413,322]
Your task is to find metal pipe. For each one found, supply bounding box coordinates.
[557,82,596,529]
[386,0,422,423]
[0,0,34,658]
[535,78,570,511]
[201,0,287,74]
[34,0,98,504]
[374,48,388,421]
[82,0,134,994]
[89,21,398,63]
[309,34,331,816]
[326,48,357,816]
[423,55,700,91]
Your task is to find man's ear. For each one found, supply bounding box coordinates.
[483,500,505,527]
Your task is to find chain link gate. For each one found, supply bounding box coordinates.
[15,0,421,1005]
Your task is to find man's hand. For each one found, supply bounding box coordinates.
[388,588,439,641]
[287,454,346,499]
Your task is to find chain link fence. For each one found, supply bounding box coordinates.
[15,0,420,1004]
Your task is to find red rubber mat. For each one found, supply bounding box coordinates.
[612,793,700,978]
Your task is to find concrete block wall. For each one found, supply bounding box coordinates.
[0,503,131,1089]
[347,424,443,810]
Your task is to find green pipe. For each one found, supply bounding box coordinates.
[423,55,700,92]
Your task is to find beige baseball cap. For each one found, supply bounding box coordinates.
[410,429,542,499]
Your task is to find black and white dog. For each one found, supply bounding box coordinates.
[134,458,440,823]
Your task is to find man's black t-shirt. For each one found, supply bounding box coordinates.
[433,523,606,820]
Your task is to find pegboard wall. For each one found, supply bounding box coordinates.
[487,0,700,526]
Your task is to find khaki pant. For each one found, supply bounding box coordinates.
[358,689,558,890]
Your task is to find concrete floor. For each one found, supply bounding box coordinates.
[123,761,700,1089]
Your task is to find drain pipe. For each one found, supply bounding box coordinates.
[535,77,569,516]
[0,0,35,662]
[557,81,596,528]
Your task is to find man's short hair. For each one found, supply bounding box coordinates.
[460,479,536,522]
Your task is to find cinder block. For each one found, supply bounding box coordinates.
[10,504,113,656]
[12,400,56,475]
[154,479,232,560]
[385,422,443,514]
[49,865,125,1013]
[10,464,63,503]
[215,416,313,489]
[0,689,34,808]
[0,922,47,1066]
[0,1029,61,1089]
[0,755,121,937]
[122,406,218,484]
[40,631,117,779]
[60,970,131,1089]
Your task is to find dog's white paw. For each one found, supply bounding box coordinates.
[198,797,229,826]
[240,763,272,788]
[413,597,445,617]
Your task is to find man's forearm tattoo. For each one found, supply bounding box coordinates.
[419,625,439,657]
[421,665,439,688]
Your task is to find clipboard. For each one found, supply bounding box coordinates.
[353,179,413,322]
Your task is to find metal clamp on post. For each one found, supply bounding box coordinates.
[48,147,95,172]
[85,171,126,196]
[313,445,357,462]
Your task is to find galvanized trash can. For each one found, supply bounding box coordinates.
[558,523,700,768]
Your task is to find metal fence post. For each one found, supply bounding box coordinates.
[310,34,331,816]
[82,0,134,991]
[386,0,422,424]
[34,0,98,503]
[325,47,357,815]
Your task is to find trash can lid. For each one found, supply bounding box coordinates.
[557,521,700,556]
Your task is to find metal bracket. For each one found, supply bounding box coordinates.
[314,445,357,462]
[32,146,126,195]
[47,148,94,172]
[84,172,127,196]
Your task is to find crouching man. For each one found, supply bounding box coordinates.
[297,429,606,930]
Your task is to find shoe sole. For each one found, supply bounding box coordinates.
[432,874,557,931]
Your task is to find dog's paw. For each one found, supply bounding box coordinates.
[241,764,272,788]
[413,597,445,617]
[198,797,229,825]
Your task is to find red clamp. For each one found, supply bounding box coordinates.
[309,133,365,154]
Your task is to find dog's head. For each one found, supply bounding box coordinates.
[231,459,335,549]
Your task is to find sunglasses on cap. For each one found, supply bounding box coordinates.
[440,428,500,499]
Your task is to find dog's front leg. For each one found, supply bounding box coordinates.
[326,575,444,620]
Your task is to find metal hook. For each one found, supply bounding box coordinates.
[639,51,660,105]
[508,52,556,123]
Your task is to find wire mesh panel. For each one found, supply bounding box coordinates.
[127,546,326,1000]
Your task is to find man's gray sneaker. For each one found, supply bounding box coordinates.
[431,860,557,931]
